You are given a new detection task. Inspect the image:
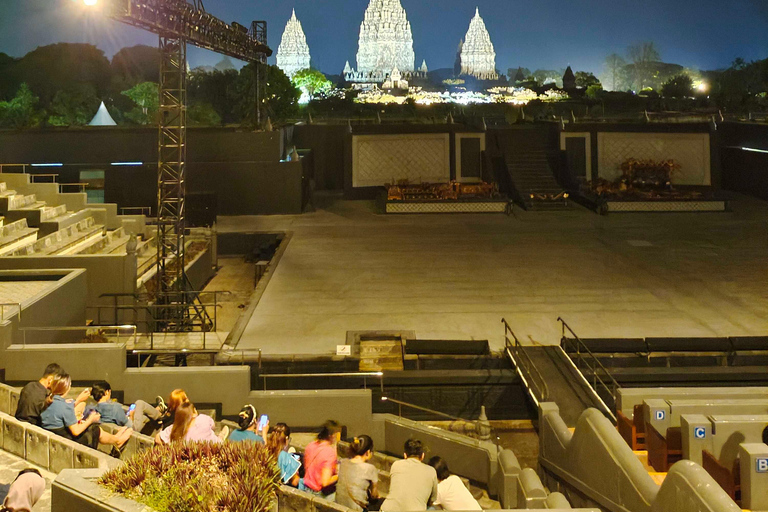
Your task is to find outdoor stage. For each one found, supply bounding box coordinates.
[219,192,768,357]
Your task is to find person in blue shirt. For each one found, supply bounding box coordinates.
[40,373,132,453]
[90,381,132,428]
[227,404,268,443]
[267,422,301,487]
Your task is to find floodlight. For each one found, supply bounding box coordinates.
[83,0,98,5]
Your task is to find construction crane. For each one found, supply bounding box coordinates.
[81,0,271,331]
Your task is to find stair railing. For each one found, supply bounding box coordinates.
[502,318,549,406]
[557,317,619,423]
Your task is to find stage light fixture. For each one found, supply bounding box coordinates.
[84,0,98,6]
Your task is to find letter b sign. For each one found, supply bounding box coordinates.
[757,458,768,473]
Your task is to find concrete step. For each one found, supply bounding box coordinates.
[0,219,39,256]
[12,217,100,256]
[74,227,128,255]
[39,208,93,237]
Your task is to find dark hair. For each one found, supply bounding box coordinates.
[267,423,292,458]
[404,438,424,458]
[91,381,111,402]
[237,404,257,430]
[318,420,341,441]
[428,456,450,481]
[349,435,374,457]
[43,363,63,378]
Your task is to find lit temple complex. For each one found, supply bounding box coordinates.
[345,0,427,84]
[460,8,499,80]
[276,9,311,78]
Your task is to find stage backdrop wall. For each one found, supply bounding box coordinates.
[597,132,711,185]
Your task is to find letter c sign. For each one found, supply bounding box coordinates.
[694,427,706,439]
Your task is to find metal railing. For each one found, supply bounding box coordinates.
[259,371,384,391]
[557,317,619,423]
[18,324,137,347]
[120,207,153,216]
[380,396,496,442]
[0,164,29,174]
[501,318,549,406]
[58,183,88,193]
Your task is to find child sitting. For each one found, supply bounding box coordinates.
[90,381,132,428]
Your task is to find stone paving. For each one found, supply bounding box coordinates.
[0,450,54,512]
[220,192,768,356]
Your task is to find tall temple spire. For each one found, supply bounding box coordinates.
[460,8,498,80]
[276,9,311,79]
[356,0,416,74]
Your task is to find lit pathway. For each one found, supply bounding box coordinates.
[219,193,768,356]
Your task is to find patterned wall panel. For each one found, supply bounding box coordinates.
[352,134,450,188]
[597,133,711,185]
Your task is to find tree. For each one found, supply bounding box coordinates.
[585,84,604,100]
[661,74,694,98]
[627,42,661,90]
[111,45,160,86]
[234,63,299,126]
[532,69,562,87]
[188,69,240,124]
[47,85,100,126]
[0,83,40,129]
[575,72,601,88]
[188,103,222,126]
[604,54,627,91]
[292,69,332,101]
[121,82,159,124]
[508,67,531,82]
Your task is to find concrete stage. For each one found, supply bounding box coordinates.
[219,193,768,356]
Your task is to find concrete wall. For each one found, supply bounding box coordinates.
[616,387,768,418]
[682,413,768,468]
[648,461,740,512]
[0,254,136,309]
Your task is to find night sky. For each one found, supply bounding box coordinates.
[1,0,766,76]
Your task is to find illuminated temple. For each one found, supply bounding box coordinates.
[276,9,311,78]
[460,8,499,80]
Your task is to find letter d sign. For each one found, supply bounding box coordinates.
[756,458,768,473]
[655,410,665,421]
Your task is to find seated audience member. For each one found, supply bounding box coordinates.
[2,469,46,512]
[228,404,268,443]
[381,439,438,512]
[15,363,88,426]
[427,456,481,511]
[267,422,301,487]
[301,420,342,498]
[131,389,187,436]
[90,381,132,428]
[336,435,381,512]
[40,373,132,452]
[155,401,222,445]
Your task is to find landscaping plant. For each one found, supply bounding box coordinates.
[99,441,281,512]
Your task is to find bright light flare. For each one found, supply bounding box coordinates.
[83,0,98,5]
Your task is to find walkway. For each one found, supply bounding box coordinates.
[219,193,768,356]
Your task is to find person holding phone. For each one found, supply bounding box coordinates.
[90,381,132,428]
[228,404,268,443]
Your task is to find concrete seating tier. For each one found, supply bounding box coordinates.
[38,208,94,237]
[9,217,102,256]
[0,193,45,213]
[75,227,128,255]
[0,219,39,256]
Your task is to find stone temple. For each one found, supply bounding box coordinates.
[345,0,427,84]
[460,8,499,81]
[276,9,311,79]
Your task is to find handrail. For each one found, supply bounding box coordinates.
[380,396,496,442]
[18,324,137,347]
[0,302,22,323]
[557,317,619,423]
[260,371,384,392]
[501,318,549,404]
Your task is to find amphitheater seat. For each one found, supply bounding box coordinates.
[617,403,646,450]
[702,449,740,502]
[9,217,102,256]
[644,337,732,353]
[729,336,768,351]
[646,422,682,472]
[561,338,647,354]
[0,219,39,256]
[0,193,45,214]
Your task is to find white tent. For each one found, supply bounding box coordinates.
[89,102,117,126]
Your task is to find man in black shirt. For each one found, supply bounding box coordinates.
[15,363,63,425]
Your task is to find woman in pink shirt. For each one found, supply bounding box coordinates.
[155,402,222,445]
[301,420,342,498]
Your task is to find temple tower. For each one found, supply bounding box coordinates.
[276,9,311,78]
[460,8,498,80]
[356,0,416,74]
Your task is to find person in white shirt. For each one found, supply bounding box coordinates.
[427,456,482,511]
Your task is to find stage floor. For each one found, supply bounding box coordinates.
[218,192,768,356]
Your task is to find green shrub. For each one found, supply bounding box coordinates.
[99,441,280,512]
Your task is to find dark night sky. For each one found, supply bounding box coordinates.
[1,0,766,76]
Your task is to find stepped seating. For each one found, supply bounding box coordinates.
[9,217,103,256]
[0,193,46,213]
[0,219,39,256]
[76,227,129,255]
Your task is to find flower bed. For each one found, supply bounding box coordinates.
[99,442,280,512]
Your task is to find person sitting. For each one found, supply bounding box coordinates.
[228,405,268,443]
[336,435,381,512]
[130,389,185,436]
[266,422,301,487]
[40,373,132,453]
[2,469,46,512]
[427,456,481,510]
[155,401,222,445]
[15,363,88,426]
[301,420,342,498]
[381,439,438,512]
[90,381,132,429]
